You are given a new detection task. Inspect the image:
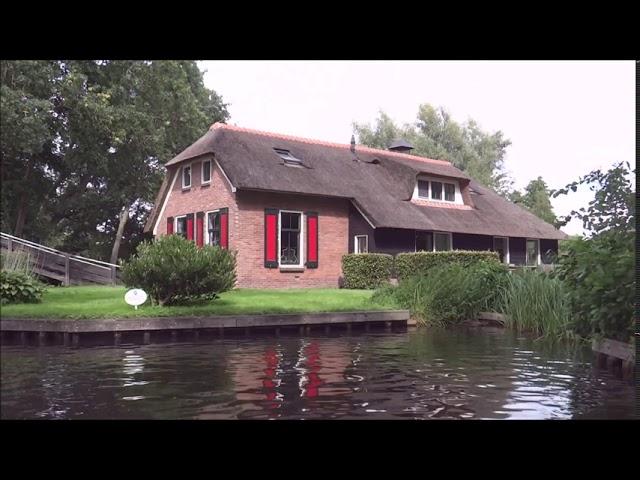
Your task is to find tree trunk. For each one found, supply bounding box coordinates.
[14,163,33,237]
[110,205,129,265]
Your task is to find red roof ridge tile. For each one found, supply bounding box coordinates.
[210,122,453,166]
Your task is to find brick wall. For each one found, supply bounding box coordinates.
[155,156,349,288]
[235,190,349,288]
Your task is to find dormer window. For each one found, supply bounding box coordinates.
[417,180,429,198]
[274,148,303,167]
[413,176,463,205]
[444,183,455,202]
[431,181,443,200]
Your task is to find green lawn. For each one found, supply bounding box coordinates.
[0,285,392,319]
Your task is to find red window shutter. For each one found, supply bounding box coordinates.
[196,212,204,247]
[306,211,318,268]
[186,213,194,241]
[167,217,174,235]
[264,208,279,268]
[220,208,229,249]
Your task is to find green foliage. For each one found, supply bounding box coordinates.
[373,262,509,327]
[0,250,35,276]
[0,60,229,262]
[121,235,237,306]
[395,250,500,280]
[341,253,394,289]
[552,162,635,342]
[554,233,634,341]
[496,269,573,339]
[353,106,512,192]
[0,270,45,305]
[509,177,558,225]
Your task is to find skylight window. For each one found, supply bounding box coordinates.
[274,148,303,166]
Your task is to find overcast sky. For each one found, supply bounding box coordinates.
[199,61,635,236]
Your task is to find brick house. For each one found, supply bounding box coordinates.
[144,123,566,288]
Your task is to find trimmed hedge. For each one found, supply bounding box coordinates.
[396,250,500,280]
[342,253,393,289]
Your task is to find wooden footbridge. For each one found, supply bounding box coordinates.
[1,232,120,285]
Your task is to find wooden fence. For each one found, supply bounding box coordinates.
[1,232,120,286]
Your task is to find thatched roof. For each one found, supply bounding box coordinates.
[147,123,566,240]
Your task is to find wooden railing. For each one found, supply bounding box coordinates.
[0,232,120,286]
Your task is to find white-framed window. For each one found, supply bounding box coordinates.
[413,176,463,204]
[175,215,187,238]
[493,236,510,264]
[278,210,304,268]
[182,165,192,189]
[206,210,221,246]
[201,159,212,184]
[526,238,540,266]
[354,235,368,254]
[434,232,452,251]
[417,180,429,199]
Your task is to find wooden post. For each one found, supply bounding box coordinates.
[7,238,13,252]
[171,331,177,341]
[385,321,392,331]
[110,265,117,285]
[64,254,70,286]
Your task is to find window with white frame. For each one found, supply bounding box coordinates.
[413,177,462,204]
[526,239,540,266]
[417,180,429,199]
[182,165,192,189]
[207,211,221,246]
[431,181,443,201]
[434,232,452,251]
[279,211,302,266]
[175,216,187,238]
[493,237,509,264]
[354,235,368,254]
[201,160,211,184]
[444,183,455,202]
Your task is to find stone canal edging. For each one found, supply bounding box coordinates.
[0,310,410,335]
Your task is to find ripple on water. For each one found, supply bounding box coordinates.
[0,330,634,420]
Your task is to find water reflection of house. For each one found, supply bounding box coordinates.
[297,340,353,399]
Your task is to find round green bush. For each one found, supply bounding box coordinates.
[121,235,237,306]
[0,270,46,305]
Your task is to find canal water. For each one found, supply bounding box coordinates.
[0,328,634,419]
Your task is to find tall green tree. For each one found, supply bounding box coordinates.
[0,60,61,238]
[509,176,557,225]
[353,105,512,192]
[0,60,229,262]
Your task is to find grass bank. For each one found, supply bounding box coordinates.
[0,285,392,320]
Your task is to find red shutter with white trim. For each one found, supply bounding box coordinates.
[306,212,318,268]
[220,208,229,249]
[196,212,204,247]
[264,208,278,268]
[167,217,174,235]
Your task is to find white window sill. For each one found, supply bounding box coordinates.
[279,266,304,272]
